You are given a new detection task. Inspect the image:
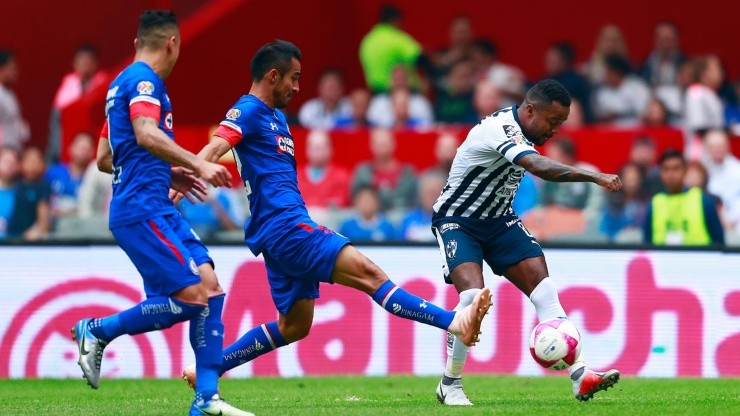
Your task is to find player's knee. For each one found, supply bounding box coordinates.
[280,321,311,343]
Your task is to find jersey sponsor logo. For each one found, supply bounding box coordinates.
[136,81,155,95]
[439,222,460,234]
[275,135,295,156]
[496,169,523,197]
[446,239,458,259]
[225,108,241,121]
[503,125,531,145]
[189,258,199,275]
[164,111,173,130]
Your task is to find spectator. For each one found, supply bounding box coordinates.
[7,147,50,240]
[296,129,350,209]
[45,131,94,221]
[351,128,417,211]
[335,88,372,128]
[469,38,497,81]
[582,24,629,87]
[367,65,434,128]
[176,186,240,240]
[485,51,526,109]
[560,98,585,130]
[683,55,725,160]
[0,49,29,150]
[0,146,20,239]
[433,58,478,124]
[398,174,444,241]
[543,42,592,122]
[702,130,740,231]
[640,22,685,88]
[48,45,108,162]
[359,4,422,94]
[297,69,352,130]
[640,96,670,127]
[473,81,501,120]
[423,15,475,88]
[339,185,396,241]
[77,155,112,220]
[644,149,724,246]
[629,135,662,195]
[423,132,459,182]
[592,54,651,126]
[600,163,649,241]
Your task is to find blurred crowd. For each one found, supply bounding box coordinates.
[0,4,738,246]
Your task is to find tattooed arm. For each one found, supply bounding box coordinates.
[517,153,622,191]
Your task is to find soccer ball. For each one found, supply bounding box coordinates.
[529,318,582,370]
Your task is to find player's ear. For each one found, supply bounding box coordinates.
[134,38,139,49]
[269,68,279,84]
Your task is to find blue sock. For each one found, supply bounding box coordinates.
[89,296,205,341]
[191,294,224,400]
[372,280,455,330]
[221,321,287,375]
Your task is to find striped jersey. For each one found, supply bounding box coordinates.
[433,106,538,219]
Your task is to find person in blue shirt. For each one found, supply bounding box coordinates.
[69,10,252,416]
[45,131,94,220]
[397,174,445,241]
[340,185,396,241]
[0,146,19,240]
[182,40,493,389]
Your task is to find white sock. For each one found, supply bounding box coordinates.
[569,350,587,379]
[529,277,566,322]
[444,288,480,380]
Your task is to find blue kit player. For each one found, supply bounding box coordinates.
[71,10,252,416]
[432,80,622,405]
[182,40,493,388]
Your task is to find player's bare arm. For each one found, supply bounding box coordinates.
[132,115,231,187]
[96,136,113,174]
[517,153,622,191]
[197,135,233,163]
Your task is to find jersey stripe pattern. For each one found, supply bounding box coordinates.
[433,106,537,219]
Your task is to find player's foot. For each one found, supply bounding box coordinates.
[436,378,473,406]
[448,287,492,346]
[182,364,196,389]
[572,368,620,401]
[70,318,108,389]
[190,393,255,416]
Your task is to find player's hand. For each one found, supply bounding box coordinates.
[596,173,623,192]
[194,160,232,188]
[171,166,208,203]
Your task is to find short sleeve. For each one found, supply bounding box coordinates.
[128,74,163,122]
[213,106,245,147]
[482,119,538,164]
[99,121,109,139]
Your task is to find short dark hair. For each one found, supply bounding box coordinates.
[632,135,656,149]
[320,68,343,82]
[604,53,631,75]
[526,79,571,108]
[658,148,684,165]
[250,40,301,81]
[472,38,497,57]
[0,49,14,67]
[136,10,178,50]
[551,42,575,65]
[379,4,402,23]
[75,44,99,56]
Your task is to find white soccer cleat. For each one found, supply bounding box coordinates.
[182,363,196,389]
[71,318,108,389]
[190,394,255,416]
[436,378,473,406]
[572,368,620,401]
[448,287,492,346]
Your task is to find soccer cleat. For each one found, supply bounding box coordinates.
[182,364,196,389]
[448,287,492,346]
[190,394,255,416]
[436,378,473,406]
[573,368,620,401]
[71,318,108,389]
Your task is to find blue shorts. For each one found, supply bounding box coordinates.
[112,213,211,297]
[262,219,351,315]
[431,214,543,282]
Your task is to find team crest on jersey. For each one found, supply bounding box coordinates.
[136,81,155,95]
[446,240,458,259]
[188,258,199,275]
[503,125,531,146]
[275,135,295,156]
[164,111,173,130]
[225,108,241,121]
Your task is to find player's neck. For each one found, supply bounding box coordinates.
[249,84,276,109]
[134,51,170,80]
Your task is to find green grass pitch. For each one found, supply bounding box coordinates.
[0,375,737,415]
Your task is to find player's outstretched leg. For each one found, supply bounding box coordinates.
[71,294,205,389]
[529,276,620,401]
[436,288,480,406]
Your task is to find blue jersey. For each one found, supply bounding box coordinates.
[214,95,309,254]
[103,61,177,228]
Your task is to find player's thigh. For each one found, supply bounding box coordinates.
[431,220,484,289]
[331,245,388,294]
[112,215,202,298]
[264,252,321,316]
[502,256,549,296]
[169,214,221,294]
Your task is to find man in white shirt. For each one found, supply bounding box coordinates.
[0,50,29,150]
[297,69,352,129]
[703,129,740,230]
[593,54,651,126]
